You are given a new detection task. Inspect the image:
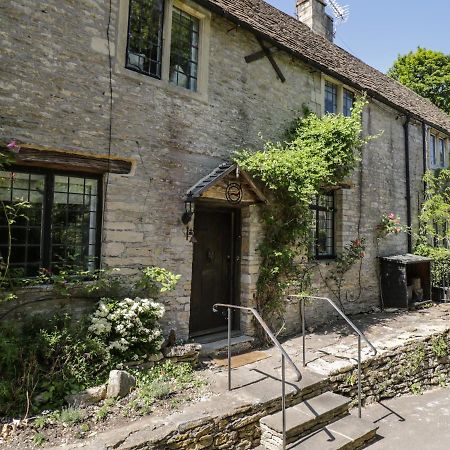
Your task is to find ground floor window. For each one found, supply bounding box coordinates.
[0,169,102,278]
[311,192,335,258]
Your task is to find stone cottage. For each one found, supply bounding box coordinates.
[1,0,450,340]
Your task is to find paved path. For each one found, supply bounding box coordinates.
[358,386,450,449]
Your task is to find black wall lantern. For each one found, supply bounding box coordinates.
[182,194,195,242]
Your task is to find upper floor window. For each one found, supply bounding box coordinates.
[439,138,446,168]
[0,169,101,278]
[343,89,354,117]
[430,134,437,167]
[325,81,338,114]
[311,193,335,259]
[125,0,207,93]
[169,7,199,91]
[126,0,165,79]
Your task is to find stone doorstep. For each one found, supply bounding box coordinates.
[197,334,255,357]
[260,392,351,447]
[287,415,378,450]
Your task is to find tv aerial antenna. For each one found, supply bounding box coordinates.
[327,0,350,26]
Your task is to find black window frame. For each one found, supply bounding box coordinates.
[310,192,336,259]
[0,166,103,277]
[324,81,338,114]
[125,0,165,79]
[169,6,200,92]
[343,89,354,117]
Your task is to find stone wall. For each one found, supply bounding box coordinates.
[0,286,98,323]
[0,0,433,339]
[331,330,450,405]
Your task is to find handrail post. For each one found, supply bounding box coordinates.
[227,307,232,391]
[301,297,306,367]
[281,353,286,450]
[358,335,362,418]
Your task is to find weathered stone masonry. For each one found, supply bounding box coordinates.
[0,0,438,338]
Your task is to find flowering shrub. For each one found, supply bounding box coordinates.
[89,297,165,361]
[376,212,406,238]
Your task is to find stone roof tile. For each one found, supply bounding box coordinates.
[202,0,450,134]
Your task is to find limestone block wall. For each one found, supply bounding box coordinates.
[331,330,450,405]
[0,0,431,338]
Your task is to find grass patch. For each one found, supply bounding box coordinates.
[129,361,204,414]
[33,432,47,447]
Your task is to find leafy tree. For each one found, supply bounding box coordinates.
[388,47,450,114]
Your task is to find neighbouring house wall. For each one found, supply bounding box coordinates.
[0,0,429,338]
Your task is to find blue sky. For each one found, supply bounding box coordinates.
[267,0,450,73]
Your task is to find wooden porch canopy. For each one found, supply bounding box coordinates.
[2,143,134,174]
[186,162,268,206]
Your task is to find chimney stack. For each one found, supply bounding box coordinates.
[296,0,334,42]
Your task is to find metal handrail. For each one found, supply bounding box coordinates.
[291,295,377,418]
[213,303,302,450]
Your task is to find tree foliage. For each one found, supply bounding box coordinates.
[388,47,450,114]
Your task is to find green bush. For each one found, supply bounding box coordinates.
[0,314,110,416]
[415,245,450,286]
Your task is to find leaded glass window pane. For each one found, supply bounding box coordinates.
[0,170,100,280]
[0,172,45,277]
[439,138,446,168]
[343,89,354,117]
[51,176,98,271]
[325,81,338,114]
[169,7,199,92]
[430,135,437,166]
[311,193,335,258]
[126,0,164,79]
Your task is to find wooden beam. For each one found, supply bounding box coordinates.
[244,46,277,64]
[256,37,286,83]
[2,143,134,174]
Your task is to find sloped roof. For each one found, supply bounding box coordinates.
[186,162,268,203]
[198,0,450,134]
[186,162,235,198]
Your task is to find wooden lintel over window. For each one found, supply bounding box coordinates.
[3,143,134,175]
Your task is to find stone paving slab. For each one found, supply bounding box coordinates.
[355,386,450,449]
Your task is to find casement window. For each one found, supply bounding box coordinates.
[343,89,354,117]
[126,0,165,78]
[325,81,338,114]
[323,79,355,116]
[125,0,208,94]
[439,138,446,168]
[311,193,335,259]
[169,7,199,91]
[430,134,448,169]
[0,169,102,278]
[430,134,437,167]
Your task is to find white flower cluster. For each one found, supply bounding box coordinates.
[88,297,165,357]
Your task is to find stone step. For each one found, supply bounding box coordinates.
[260,392,351,449]
[196,334,254,357]
[287,414,378,450]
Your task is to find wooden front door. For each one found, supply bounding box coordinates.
[189,207,241,336]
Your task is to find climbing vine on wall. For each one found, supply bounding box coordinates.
[234,97,374,329]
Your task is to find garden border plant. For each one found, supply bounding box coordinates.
[234,97,375,332]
